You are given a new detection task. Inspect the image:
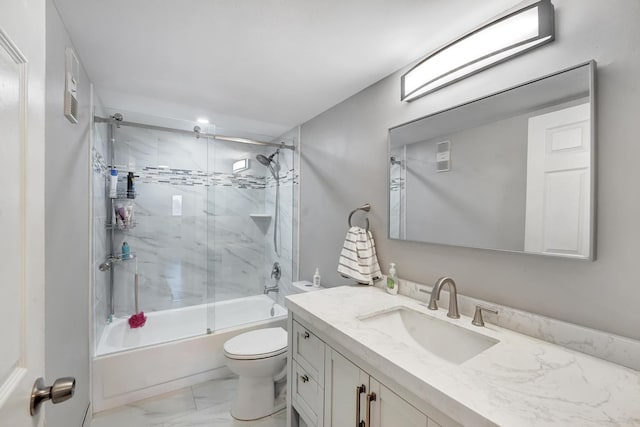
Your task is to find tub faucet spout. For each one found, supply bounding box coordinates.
[264,285,279,295]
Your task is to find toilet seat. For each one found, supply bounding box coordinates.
[224,327,287,360]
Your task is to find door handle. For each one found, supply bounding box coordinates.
[355,384,366,427]
[365,392,376,427]
[30,377,76,416]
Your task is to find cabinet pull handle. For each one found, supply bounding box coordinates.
[365,392,376,427]
[300,374,309,383]
[355,385,366,427]
[303,331,310,339]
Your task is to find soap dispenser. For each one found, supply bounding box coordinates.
[386,263,398,295]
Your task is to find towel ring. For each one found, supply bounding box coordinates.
[348,203,371,232]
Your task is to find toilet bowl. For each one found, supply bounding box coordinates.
[223,327,288,421]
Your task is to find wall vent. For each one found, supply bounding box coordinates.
[64,47,79,124]
[436,141,451,172]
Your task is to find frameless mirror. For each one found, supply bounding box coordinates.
[389,62,595,259]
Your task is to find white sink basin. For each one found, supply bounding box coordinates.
[358,307,499,364]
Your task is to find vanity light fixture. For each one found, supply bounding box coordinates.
[196,118,210,124]
[401,0,555,102]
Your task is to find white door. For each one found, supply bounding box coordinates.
[324,349,369,426]
[0,12,46,427]
[524,103,591,258]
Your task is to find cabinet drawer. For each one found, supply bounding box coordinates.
[293,361,323,427]
[292,320,325,382]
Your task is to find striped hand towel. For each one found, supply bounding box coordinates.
[337,226,382,285]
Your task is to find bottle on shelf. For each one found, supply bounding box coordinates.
[127,172,136,199]
[313,268,321,287]
[109,168,118,198]
[122,241,130,260]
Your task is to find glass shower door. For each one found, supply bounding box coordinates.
[94,112,212,355]
[205,129,216,334]
[205,132,296,334]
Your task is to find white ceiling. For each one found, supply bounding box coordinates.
[53,0,520,135]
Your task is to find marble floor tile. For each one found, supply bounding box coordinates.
[92,377,286,427]
[128,386,197,423]
[92,404,165,427]
[192,377,237,411]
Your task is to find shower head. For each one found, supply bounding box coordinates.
[257,148,281,165]
[256,154,272,166]
[256,149,281,180]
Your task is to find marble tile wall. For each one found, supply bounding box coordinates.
[95,122,298,322]
[262,128,300,308]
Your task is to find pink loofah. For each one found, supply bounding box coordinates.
[128,312,147,328]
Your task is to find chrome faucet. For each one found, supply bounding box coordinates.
[264,285,279,295]
[425,277,460,319]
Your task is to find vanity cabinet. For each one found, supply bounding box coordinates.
[324,349,438,427]
[288,317,448,427]
[291,320,325,427]
[324,348,368,426]
[369,379,439,427]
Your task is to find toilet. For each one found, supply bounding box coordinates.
[223,327,288,420]
[224,282,323,420]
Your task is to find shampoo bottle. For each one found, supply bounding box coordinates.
[109,168,118,198]
[313,268,321,287]
[386,263,398,295]
[127,172,136,199]
[122,241,130,260]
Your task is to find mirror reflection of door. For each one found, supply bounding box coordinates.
[524,103,591,257]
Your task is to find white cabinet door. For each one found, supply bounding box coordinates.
[0,7,46,427]
[369,378,428,427]
[324,349,369,427]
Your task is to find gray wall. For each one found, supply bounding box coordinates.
[299,0,640,340]
[45,0,91,424]
[405,115,528,251]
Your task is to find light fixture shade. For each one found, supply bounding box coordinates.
[401,0,554,102]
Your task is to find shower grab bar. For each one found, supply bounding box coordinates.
[348,203,371,232]
[94,115,295,151]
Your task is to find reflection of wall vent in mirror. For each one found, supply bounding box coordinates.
[436,141,451,172]
[64,47,79,124]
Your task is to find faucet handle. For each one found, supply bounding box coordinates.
[472,305,498,327]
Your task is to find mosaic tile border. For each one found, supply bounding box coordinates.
[389,177,405,191]
[93,146,298,190]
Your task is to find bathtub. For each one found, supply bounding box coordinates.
[93,295,287,413]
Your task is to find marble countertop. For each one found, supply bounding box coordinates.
[285,286,640,427]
